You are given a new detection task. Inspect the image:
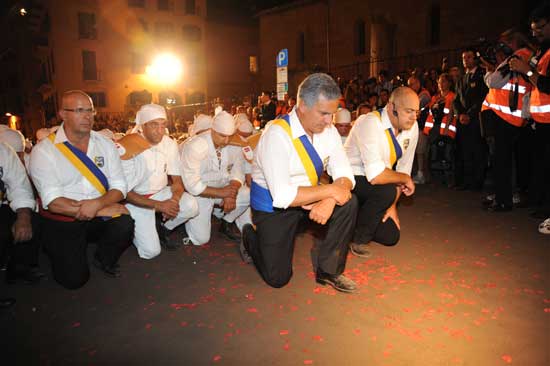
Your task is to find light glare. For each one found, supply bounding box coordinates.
[146,53,183,85]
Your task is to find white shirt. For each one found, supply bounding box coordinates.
[0,142,35,211]
[252,108,355,209]
[345,108,418,181]
[180,131,244,196]
[29,124,127,209]
[122,135,180,195]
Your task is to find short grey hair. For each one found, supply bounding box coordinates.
[297,73,341,107]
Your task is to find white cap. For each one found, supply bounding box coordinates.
[237,119,254,134]
[214,105,223,116]
[135,104,167,125]
[212,111,236,135]
[98,128,115,140]
[193,114,213,135]
[234,113,249,125]
[0,128,25,152]
[334,108,351,124]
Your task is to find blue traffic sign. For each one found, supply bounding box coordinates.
[276,49,288,67]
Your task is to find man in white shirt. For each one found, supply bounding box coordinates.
[345,87,419,258]
[242,73,358,293]
[0,142,37,308]
[333,108,352,145]
[179,111,251,245]
[30,90,133,289]
[122,104,199,259]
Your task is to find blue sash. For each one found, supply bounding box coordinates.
[250,114,323,213]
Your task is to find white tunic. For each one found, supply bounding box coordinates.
[0,142,35,211]
[345,108,418,182]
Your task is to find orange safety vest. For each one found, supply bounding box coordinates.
[482,48,532,127]
[529,48,550,123]
[423,91,457,139]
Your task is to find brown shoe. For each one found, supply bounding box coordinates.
[315,272,357,293]
[349,242,371,258]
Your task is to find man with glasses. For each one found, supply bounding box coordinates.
[122,104,199,259]
[509,3,550,225]
[29,90,134,289]
[345,87,419,258]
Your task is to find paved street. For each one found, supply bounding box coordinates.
[3,184,549,366]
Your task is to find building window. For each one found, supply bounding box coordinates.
[249,56,258,74]
[128,0,145,8]
[297,32,305,64]
[78,12,97,40]
[82,50,98,80]
[131,52,146,74]
[429,3,440,46]
[354,19,366,56]
[182,25,201,41]
[158,0,173,11]
[87,92,106,107]
[185,0,196,14]
[155,22,174,37]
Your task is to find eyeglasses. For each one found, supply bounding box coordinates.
[63,108,96,115]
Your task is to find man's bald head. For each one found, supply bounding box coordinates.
[61,90,94,108]
[388,87,419,131]
[389,86,419,105]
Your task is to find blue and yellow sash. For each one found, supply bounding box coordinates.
[251,114,323,213]
[372,110,403,170]
[48,133,109,195]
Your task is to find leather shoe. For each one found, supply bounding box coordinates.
[241,224,255,263]
[219,220,241,242]
[486,202,512,212]
[0,297,15,309]
[349,242,371,258]
[316,272,357,293]
[93,258,121,278]
[157,223,180,251]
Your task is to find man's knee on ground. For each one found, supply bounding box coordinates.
[57,271,90,290]
[264,271,292,288]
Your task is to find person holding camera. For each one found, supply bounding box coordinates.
[509,3,550,227]
[480,29,535,212]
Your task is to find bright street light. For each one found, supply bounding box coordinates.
[146,53,183,85]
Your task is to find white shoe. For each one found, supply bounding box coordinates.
[413,172,426,184]
[538,218,550,235]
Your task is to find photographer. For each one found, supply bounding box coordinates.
[480,29,535,212]
[509,3,550,226]
[423,73,457,186]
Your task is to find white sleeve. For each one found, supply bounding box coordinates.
[0,143,35,211]
[29,142,64,209]
[104,141,128,198]
[180,139,208,196]
[355,115,387,182]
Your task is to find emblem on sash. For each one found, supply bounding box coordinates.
[403,139,410,150]
[323,157,329,169]
[94,156,105,168]
[227,163,234,173]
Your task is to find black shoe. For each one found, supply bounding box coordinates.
[486,202,512,212]
[315,272,357,293]
[219,220,241,242]
[0,297,15,309]
[240,224,254,264]
[92,258,121,278]
[157,223,180,251]
[349,242,371,258]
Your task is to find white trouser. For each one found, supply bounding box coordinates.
[126,187,199,259]
[185,185,252,246]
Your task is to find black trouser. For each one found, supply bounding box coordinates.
[494,117,522,207]
[455,119,486,189]
[41,215,134,290]
[0,205,41,277]
[530,122,550,214]
[248,196,358,288]
[352,176,400,245]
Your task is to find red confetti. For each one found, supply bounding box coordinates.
[213,355,222,362]
[283,342,290,351]
[544,308,550,313]
[279,330,289,335]
[247,307,258,313]
[501,355,512,363]
[180,321,188,327]
[72,322,81,328]
[304,360,314,365]
[353,328,361,335]
[145,323,152,330]
[312,335,323,342]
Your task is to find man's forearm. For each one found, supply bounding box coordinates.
[97,190,124,209]
[126,191,157,209]
[370,168,410,186]
[290,185,334,207]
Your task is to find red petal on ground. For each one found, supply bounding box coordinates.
[213,355,222,362]
[303,360,313,365]
[279,330,289,335]
[145,323,152,330]
[180,321,188,327]
[544,308,550,313]
[353,328,361,335]
[72,322,81,328]
[312,335,323,342]
[247,307,258,313]
[501,354,512,363]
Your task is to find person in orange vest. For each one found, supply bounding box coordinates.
[509,3,550,221]
[480,29,534,212]
[423,73,457,186]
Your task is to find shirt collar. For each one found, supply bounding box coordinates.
[380,107,393,130]
[288,108,307,140]
[53,123,69,144]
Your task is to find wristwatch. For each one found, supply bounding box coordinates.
[527,70,534,77]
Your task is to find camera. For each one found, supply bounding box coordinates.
[474,38,514,65]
